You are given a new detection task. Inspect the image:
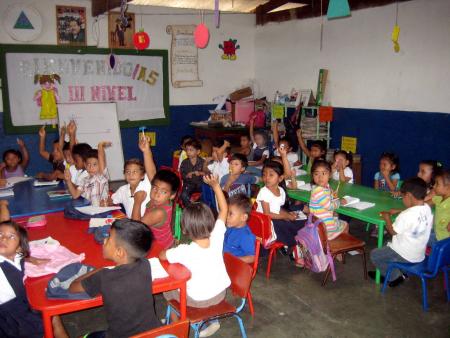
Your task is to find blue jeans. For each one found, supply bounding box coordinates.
[370,246,409,281]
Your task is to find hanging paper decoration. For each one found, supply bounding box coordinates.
[133,29,150,50]
[109,53,116,69]
[327,0,351,19]
[219,39,240,60]
[194,23,209,49]
[391,2,400,53]
[214,0,220,28]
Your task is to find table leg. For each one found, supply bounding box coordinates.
[179,284,187,320]
[375,223,385,284]
[42,313,54,338]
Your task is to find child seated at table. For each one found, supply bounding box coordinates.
[248,116,269,168]
[296,129,326,174]
[370,177,433,287]
[224,194,256,263]
[69,219,160,337]
[237,134,253,161]
[64,142,110,206]
[374,152,400,193]
[135,169,180,250]
[417,160,441,201]
[111,135,156,218]
[331,150,354,183]
[427,168,450,245]
[179,139,206,207]
[69,142,91,186]
[0,214,68,338]
[160,175,230,337]
[0,139,29,179]
[206,139,231,181]
[272,120,300,169]
[221,153,258,197]
[36,125,66,181]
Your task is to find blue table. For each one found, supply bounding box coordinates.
[5,179,71,218]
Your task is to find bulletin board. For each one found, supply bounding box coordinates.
[0,44,170,134]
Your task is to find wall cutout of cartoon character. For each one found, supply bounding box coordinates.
[33,74,61,121]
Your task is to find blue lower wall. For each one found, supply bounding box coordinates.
[1,106,449,187]
[0,105,212,176]
[330,108,450,186]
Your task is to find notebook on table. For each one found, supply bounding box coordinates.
[342,196,375,210]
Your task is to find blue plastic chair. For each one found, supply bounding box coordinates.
[381,237,450,311]
[201,183,217,211]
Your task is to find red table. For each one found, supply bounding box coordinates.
[22,212,191,338]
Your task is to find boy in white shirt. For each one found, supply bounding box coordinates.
[370,177,433,287]
[206,139,230,181]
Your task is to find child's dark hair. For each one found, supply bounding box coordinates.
[228,194,252,217]
[435,168,450,185]
[2,149,23,163]
[72,143,92,161]
[279,137,292,149]
[181,203,215,240]
[0,222,30,258]
[180,135,193,147]
[334,150,353,167]
[62,142,71,151]
[419,160,441,186]
[380,152,400,174]
[262,160,284,177]
[240,134,251,141]
[310,140,327,154]
[213,139,231,152]
[230,153,248,168]
[184,139,202,151]
[111,219,153,259]
[311,159,332,174]
[85,149,98,161]
[123,158,145,173]
[152,169,180,195]
[400,177,428,200]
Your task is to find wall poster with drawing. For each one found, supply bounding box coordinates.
[108,12,135,49]
[56,5,86,46]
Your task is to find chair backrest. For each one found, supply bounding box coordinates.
[224,252,253,299]
[130,320,190,338]
[427,237,450,276]
[251,239,261,279]
[248,211,272,245]
[316,219,329,254]
[201,183,217,210]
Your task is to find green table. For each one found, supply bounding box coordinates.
[288,175,404,284]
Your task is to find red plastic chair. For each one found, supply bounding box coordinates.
[172,150,181,171]
[130,320,190,338]
[246,239,261,316]
[248,211,285,279]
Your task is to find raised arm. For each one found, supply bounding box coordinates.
[64,169,81,199]
[58,124,66,153]
[67,120,77,151]
[38,126,50,161]
[97,141,111,174]
[17,138,29,170]
[271,120,280,149]
[249,115,256,144]
[296,129,310,158]
[203,175,227,222]
[216,140,230,161]
[138,135,157,181]
[0,200,10,223]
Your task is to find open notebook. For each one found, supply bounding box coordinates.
[342,196,375,210]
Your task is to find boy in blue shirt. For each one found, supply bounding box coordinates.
[224,194,256,263]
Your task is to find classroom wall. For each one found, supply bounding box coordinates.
[254,0,450,113]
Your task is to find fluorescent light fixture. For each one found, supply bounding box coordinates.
[268,2,307,13]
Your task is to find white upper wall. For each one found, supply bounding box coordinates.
[0,0,255,106]
[255,0,450,113]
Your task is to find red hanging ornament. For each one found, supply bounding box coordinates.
[133,30,150,50]
[194,23,209,49]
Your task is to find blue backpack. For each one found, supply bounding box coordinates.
[294,214,336,281]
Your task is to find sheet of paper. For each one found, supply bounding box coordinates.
[348,202,375,211]
[34,180,59,187]
[342,195,361,206]
[295,210,307,220]
[0,189,14,197]
[89,218,116,228]
[298,183,312,191]
[149,258,169,280]
[75,206,122,216]
[6,176,32,185]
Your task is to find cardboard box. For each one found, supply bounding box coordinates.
[226,99,255,124]
[229,87,253,102]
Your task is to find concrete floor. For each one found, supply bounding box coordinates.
[61,220,450,338]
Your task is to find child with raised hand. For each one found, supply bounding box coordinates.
[0,216,68,338]
[0,139,29,179]
[179,139,206,207]
[256,160,306,248]
[374,152,400,192]
[224,194,256,263]
[370,177,433,287]
[160,175,230,337]
[296,129,326,174]
[66,121,92,186]
[69,219,160,337]
[272,120,300,168]
[36,125,65,181]
[206,139,231,181]
[427,168,450,245]
[135,169,180,250]
[64,141,110,206]
[309,159,348,240]
[220,153,257,197]
[332,150,354,183]
[248,115,269,167]
[111,135,156,219]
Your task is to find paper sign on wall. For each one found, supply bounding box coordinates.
[272,104,285,119]
[144,131,156,146]
[341,136,357,153]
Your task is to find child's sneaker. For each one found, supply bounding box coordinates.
[388,273,408,288]
[199,321,220,337]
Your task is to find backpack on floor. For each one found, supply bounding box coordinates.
[294,214,336,281]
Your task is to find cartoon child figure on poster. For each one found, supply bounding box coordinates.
[33,74,61,121]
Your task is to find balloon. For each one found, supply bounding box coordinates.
[194,23,209,49]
